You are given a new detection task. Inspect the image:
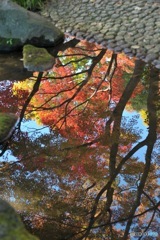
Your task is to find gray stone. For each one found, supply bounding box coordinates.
[41,0,160,69]
[115,35,124,41]
[124,48,132,54]
[114,46,122,52]
[145,53,158,62]
[105,35,115,40]
[131,45,140,49]
[23,45,55,72]
[0,0,64,52]
[155,64,160,69]
[0,198,39,239]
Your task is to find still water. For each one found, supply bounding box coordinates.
[0,38,159,240]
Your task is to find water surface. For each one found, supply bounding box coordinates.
[0,38,159,240]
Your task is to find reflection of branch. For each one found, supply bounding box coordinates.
[47,69,88,80]
[26,51,117,132]
[116,139,147,172]
[142,190,160,212]
[86,182,96,192]
[51,38,80,57]
[77,60,146,240]
[29,81,83,112]
[18,72,43,129]
[88,201,160,229]
[122,65,158,239]
[138,209,156,240]
[58,53,95,58]
[101,59,146,144]
[39,49,106,129]
[0,142,9,157]
[59,56,92,67]
[107,53,117,105]
[73,46,104,52]
[52,51,117,130]
[107,60,145,176]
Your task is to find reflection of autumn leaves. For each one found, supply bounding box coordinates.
[0,81,29,113]
[21,154,47,171]
[1,38,159,240]
[12,42,135,143]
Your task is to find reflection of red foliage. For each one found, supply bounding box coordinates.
[71,164,86,176]
[23,155,47,171]
[11,42,137,144]
[31,46,135,141]
[0,81,18,113]
[119,143,132,153]
[0,81,29,114]
[32,214,45,229]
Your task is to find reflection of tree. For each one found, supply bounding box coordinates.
[121,66,159,240]
[0,39,160,239]
[12,40,130,142]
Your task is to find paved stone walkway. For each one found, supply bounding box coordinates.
[42,0,160,69]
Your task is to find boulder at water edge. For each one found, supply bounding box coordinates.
[0,0,64,52]
[0,198,39,240]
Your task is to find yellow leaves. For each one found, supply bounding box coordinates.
[139,109,148,126]
[12,79,34,95]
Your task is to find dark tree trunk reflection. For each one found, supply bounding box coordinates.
[0,38,159,240]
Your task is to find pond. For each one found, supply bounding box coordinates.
[0,37,160,240]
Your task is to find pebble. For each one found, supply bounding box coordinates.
[131,45,140,49]
[41,0,160,69]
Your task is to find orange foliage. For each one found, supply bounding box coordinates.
[13,41,136,143]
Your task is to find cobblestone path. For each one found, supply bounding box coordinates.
[42,0,160,69]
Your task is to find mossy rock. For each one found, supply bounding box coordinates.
[23,44,55,71]
[0,113,18,143]
[0,198,39,240]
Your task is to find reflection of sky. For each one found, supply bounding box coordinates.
[123,110,148,162]
[0,120,50,162]
[1,109,149,163]
[21,120,50,138]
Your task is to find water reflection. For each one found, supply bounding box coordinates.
[0,38,160,240]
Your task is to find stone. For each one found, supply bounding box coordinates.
[131,45,140,49]
[105,35,115,40]
[0,198,39,239]
[145,53,158,62]
[0,0,64,52]
[124,48,132,54]
[114,46,122,52]
[0,113,18,144]
[155,64,160,69]
[23,45,55,72]
[1,0,159,69]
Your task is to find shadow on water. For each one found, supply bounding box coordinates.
[0,52,33,81]
[0,37,160,240]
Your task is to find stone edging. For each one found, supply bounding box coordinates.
[42,0,160,69]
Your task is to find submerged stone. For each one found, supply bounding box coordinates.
[0,113,18,143]
[0,198,39,239]
[23,44,55,72]
[0,0,64,52]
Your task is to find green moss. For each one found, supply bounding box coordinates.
[0,199,39,240]
[23,44,55,71]
[0,113,18,143]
